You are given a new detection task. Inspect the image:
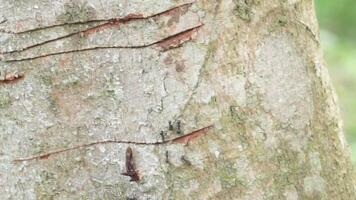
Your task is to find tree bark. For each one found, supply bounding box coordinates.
[0,0,355,199]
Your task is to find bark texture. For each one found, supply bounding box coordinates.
[0,0,355,199]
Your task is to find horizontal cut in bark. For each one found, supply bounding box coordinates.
[4,24,204,62]
[13,124,214,163]
[1,2,194,55]
[0,1,196,34]
[172,125,214,144]
[80,2,192,38]
[157,23,203,51]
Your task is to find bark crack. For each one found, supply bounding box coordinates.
[0,18,6,25]
[2,23,203,62]
[171,41,215,123]
[1,2,195,55]
[159,72,169,113]
[13,125,214,163]
[0,1,196,34]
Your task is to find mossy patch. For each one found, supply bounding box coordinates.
[0,95,12,109]
[233,0,254,22]
[39,74,53,86]
[218,105,249,146]
[218,162,246,189]
[277,18,288,27]
[163,166,200,198]
[208,96,218,106]
[56,1,96,23]
[100,89,117,99]
[35,171,59,199]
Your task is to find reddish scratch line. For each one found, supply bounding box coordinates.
[157,24,201,51]
[4,23,203,62]
[172,125,214,144]
[0,73,25,84]
[13,125,214,163]
[1,2,195,55]
[7,1,196,34]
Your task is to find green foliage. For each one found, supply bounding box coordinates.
[316,0,356,39]
[316,1,356,163]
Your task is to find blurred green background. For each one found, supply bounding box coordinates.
[315,1,356,163]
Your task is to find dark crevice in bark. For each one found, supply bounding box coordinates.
[0,19,6,24]
[0,2,195,35]
[0,22,108,54]
[1,2,194,55]
[3,19,109,35]
[2,2,195,55]
[3,24,203,62]
[157,23,202,51]
[13,125,213,162]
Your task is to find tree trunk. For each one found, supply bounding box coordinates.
[0,0,355,199]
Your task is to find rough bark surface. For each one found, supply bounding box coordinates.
[0,0,355,199]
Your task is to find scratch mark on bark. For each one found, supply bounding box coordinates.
[172,125,213,145]
[1,19,108,35]
[13,124,214,163]
[3,23,203,62]
[0,22,108,54]
[79,13,148,37]
[157,24,201,51]
[5,1,196,34]
[0,72,25,84]
[1,2,195,55]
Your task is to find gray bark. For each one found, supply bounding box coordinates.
[0,0,355,199]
